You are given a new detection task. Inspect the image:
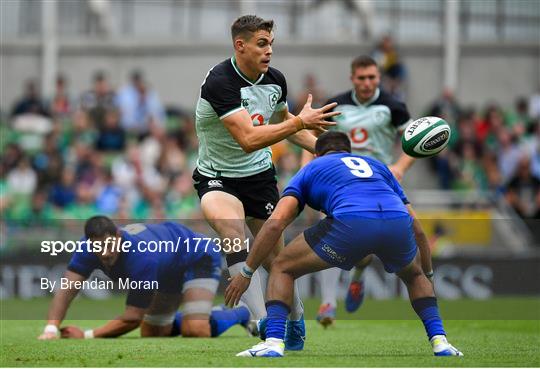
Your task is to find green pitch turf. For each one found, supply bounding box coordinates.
[1,298,539,367]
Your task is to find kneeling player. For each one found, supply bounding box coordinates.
[226,131,463,357]
[38,216,249,340]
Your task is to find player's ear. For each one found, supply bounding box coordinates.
[234,38,245,52]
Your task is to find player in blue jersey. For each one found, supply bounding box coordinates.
[226,132,463,357]
[38,216,250,340]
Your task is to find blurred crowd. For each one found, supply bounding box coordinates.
[1,44,539,226]
[427,89,540,219]
[1,70,200,224]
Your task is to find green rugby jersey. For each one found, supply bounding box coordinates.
[326,88,411,165]
[195,57,288,178]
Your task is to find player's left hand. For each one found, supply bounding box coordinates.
[60,326,84,339]
[224,274,251,308]
[388,165,404,182]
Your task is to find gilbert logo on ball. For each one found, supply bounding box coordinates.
[401,116,451,158]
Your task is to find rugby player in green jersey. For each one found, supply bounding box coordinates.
[314,56,432,327]
[192,15,340,350]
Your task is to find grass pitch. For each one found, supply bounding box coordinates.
[1,297,539,367]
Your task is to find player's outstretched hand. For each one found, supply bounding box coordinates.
[298,94,340,132]
[38,332,58,340]
[60,326,84,339]
[224,274,251,308]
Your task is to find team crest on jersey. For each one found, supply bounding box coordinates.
[268,92,279,110]
[265,202,275,215]
[241,98,249,108]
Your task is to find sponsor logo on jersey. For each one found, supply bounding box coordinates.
[251,113,264,126]
[208,180,223,188]
[422,130,449,151]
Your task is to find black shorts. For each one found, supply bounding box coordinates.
[193,167,279,219]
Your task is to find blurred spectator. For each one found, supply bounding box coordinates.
[95,167,122,215]
[454,143,488,191]
[371,35,406,100]
[529,86,540,120]
[158,133,188,178]
[6,156,37,196]
[504,154,540,218]
[292,74,327,114]
[0,164,10,213]
[2,143,23,171]
[116,70,166,136]
[11,79,49,118]
[165,173,200,219]
[428,88,461,125]
[475,104,504,148]
[49,74,73,119]
[78,71,117,130]
[276,151,300,191]
[496,129,522,185]
[14,189,56,225]
[33,132,64,186]
[49,169,76,208]
[111,144,166,211]
[95,108,126,152]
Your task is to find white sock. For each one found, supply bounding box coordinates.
[289,281,304,321]
[318,267,341,307]
[228,262,267,319]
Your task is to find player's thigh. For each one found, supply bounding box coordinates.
[200,191,247,247]
[141,292,182,337]
[246,217,283,269]
[271,232,332,279]
[238,167,279,220]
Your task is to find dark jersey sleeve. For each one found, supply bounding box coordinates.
[282,166,309,213]
[200,72,243,119]
[273,68,288,105]
[391,100,411,129]
[67,239,100,278]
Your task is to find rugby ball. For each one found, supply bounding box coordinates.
[401,116,451,158]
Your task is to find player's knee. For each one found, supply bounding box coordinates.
[397,262,423,285]
[181,319,211,338]
[140,323,170,337]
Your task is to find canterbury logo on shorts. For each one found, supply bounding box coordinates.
[208,180,223,188]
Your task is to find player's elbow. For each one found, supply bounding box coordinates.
[240,142,256,153]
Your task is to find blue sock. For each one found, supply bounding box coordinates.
[210,306,250,337]
[411,297,446,340]
[265,300,290,341]
[170,312,183,337]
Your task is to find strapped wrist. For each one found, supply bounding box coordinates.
[293,116,305,131]
[240,265,254,279]
[84,329,94,339]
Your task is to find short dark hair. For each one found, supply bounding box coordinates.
[85,215,117,239]
[351,55,378,73]
[315,131,351,156]
[231,15,274,41]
